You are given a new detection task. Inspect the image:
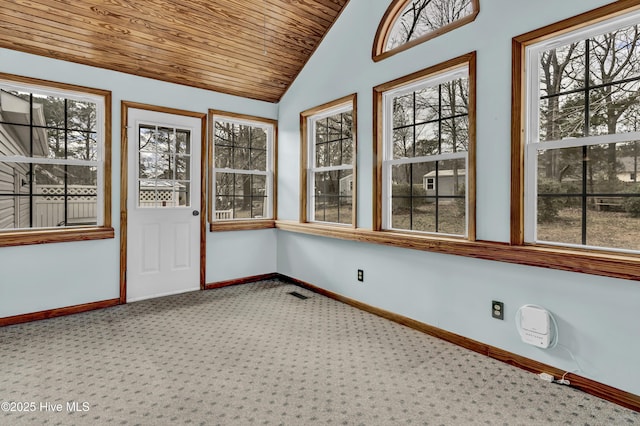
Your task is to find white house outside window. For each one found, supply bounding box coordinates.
[381,64,470,236]
[305,102,355,225]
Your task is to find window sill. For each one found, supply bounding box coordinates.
[275,220,640,282]
[276,221,472,252]
[0,227,115,247]
[210,219,276,232]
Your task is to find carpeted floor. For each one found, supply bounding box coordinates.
[0,279,637,425]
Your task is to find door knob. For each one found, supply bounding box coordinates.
[192,210,200,216]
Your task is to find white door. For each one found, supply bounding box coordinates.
[126,108,201,302]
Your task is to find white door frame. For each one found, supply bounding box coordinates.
[120,101,206,303]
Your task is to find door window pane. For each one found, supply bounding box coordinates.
[138,125,192,208]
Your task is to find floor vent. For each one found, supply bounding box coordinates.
[288,291,309,300]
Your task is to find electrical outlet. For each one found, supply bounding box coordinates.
[357,269,364,282]
[492,300,504,320]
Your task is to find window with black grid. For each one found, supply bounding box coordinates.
[310,110,354,225]
[525,12,640,252]
[0,84,104,230]
[212,116,273,221]
[383,66,469,236]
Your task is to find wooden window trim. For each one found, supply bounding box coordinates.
[208,110,277,232]
[511,1,640,271]
[210,219,276,232]
[0,73,113,247]
[275,5,640,283]
[372,0,480,62]
[0,227,114,247]
[512,0,640,245]
[373,52,476,240]
[276,220,640,282]
[300,93,358,228]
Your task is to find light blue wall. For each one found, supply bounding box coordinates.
[1,0,638,397]
[206,229,277,283]
[0,48,278,317]
[277,0,640,395]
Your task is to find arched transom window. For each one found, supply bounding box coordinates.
[373,0,479,62]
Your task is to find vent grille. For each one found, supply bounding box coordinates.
[288,291,309,300]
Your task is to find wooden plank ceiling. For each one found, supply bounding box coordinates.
[0,0,349,103]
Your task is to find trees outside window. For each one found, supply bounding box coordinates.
[300,94,357,227]
[0,76,109,235]
[523,10,640,252]
[375,54,475,238]
[209,111,276,229]
[373,0,479,61]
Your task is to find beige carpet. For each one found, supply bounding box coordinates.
[0,279,637,425]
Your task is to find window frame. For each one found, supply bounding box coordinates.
[0,73,113,247]
[426,178,435,191]
[372,0,480,62]
[300,94,358,228]
[526,12,640,253]
[511,1,640,278]
[208,110,277,232]
[374,52,476,240]
[276,6,640,283]
[512,1,640,252]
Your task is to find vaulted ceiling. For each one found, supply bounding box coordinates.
[1,0,350,103]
